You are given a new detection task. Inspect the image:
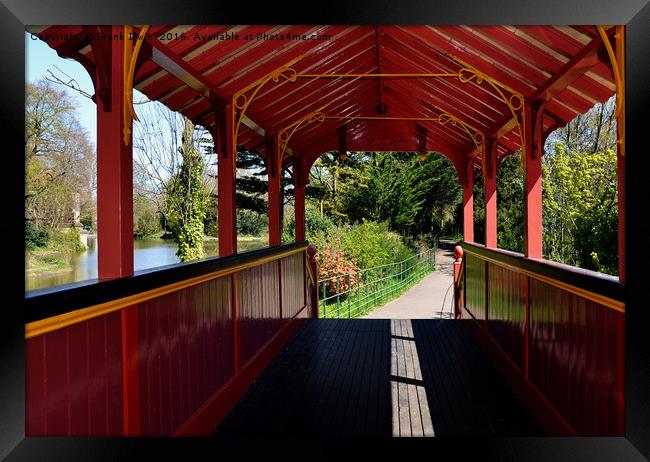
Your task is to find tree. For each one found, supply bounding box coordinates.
[25,79,95,232]
[496,152,524,253]
[308,151,368,223]
[545,97,617,155]
[163,117,207,261]
[542,144,617,274]
[334,152,461,238]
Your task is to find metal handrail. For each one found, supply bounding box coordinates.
[318,239,438,319]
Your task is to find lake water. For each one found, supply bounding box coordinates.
[26,236,267,292]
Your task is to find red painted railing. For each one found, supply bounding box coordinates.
[456,242,625,436]
[24,242,316,436]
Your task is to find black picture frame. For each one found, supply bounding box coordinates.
[3,1,649,459]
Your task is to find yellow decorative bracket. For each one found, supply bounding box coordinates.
[277,103,330,180]
[232,55,304,156]
[448,54,525,155]
[597,25,624,122]
[431,105,484,150]
[123,25,150,146]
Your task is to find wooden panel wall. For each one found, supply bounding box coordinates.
[26,249,314,436]
[238,261,281,367]
[25,311,124,435]
[137,276,233,435]
[459,246,625,436]
[464,253,486,321]
[282,252,306,320]
[528,279,624,435]
[487,263,526,370]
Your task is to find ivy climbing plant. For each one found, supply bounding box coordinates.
[164,117,207,262]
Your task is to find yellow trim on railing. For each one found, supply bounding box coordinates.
[25,246,307,339]
[462,247,625,314]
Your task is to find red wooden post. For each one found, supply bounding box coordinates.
[267,133,281,246]
[453,245,464,319]
[95,26,134,279]
[294,157,306,242]
[307,245,319,318]
[484,137,497,248]
[523,102,544,259]
[91,27,139,436]
[462,160,474,242]
[217,103,237,256]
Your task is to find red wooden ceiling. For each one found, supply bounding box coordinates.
[33,25,616,174]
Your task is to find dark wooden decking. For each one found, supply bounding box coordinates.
[213,319,541,437]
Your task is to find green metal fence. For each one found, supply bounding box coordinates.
[318,244,437,319]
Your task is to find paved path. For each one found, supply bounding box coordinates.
[361,241,456,319]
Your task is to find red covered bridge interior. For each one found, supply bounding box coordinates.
[25,25,625,437]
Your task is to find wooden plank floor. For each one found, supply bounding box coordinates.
[213,319,541,437]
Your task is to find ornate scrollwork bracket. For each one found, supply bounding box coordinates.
[123,25,150,146]
[450,54,526,155]
[231,55,304,157]
[277,104,330,181]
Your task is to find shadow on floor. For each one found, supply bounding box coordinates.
[213,319,541,437]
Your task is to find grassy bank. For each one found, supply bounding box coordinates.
[26,250,70,276]
[26,228,86,277]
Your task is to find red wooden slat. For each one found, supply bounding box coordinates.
[25,336,46,435]
[68,321,90,435]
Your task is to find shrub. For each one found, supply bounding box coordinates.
[80,215,93,231]
[237,209,267,237]
[318,239,360,296]
[134,195,162,238]
[339,220,414,269]
[25,221,49,250]
[283,208,336,242]
[47,227,86,256]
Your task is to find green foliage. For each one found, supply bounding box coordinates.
[337,220,412,269]
[164,118,206,262]
[472,171,485,245]
[134,194,162,238]
[25,221,49,250]
[338,152,461,237]
[80,215,93,230]
[542,144,617,274]
[203,195,218,237]
[237,209,268,236]
[49,227,86,256]
[496,152,524,253]
[308,218,414,280]
[25,80,95,233]
[283,207,336,242]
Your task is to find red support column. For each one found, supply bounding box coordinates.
[92,26,138,436]
[217,103,237,256]
[95,26,133,279]
[523,102,544,259]
[463,159,474,242]
[484,138,497,248]
[267,134,281,246]
[294,157,306,242]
